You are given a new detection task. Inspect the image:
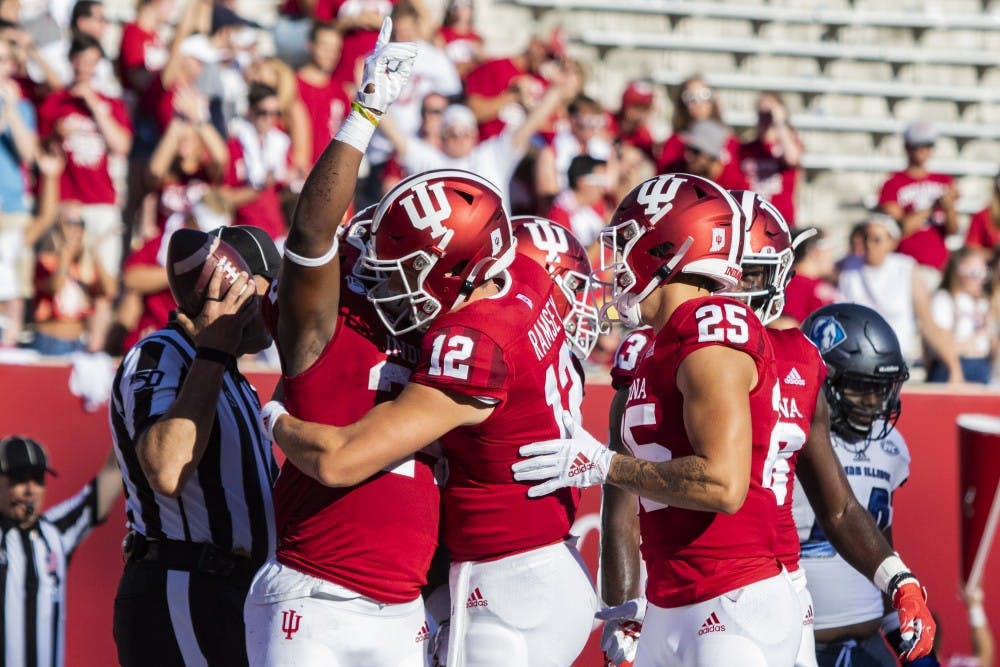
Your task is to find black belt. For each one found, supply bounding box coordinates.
[122,532,253,581]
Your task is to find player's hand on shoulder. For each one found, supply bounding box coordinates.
[356,18,420,115]
[512,414,615,497]
[596,598,646,666]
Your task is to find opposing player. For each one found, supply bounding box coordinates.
[242,22,439,666]
[261,169,597,666]
[796,303,933,667]
[598,192,935,666]
[513,172,803,665]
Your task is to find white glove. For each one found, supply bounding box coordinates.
[596,598,646,666]
[259,400,288,442]
[355,18,419,115]
[512,414,616,497]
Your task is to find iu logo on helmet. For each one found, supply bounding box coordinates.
[636,175,686,224]
[524,219,569,263]
[400,181,452,242]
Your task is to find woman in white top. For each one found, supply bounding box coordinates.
[838,214,963,381]
[927,248,996,384]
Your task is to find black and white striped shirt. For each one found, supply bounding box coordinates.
[1,480,100,667]
[109,324,277,569]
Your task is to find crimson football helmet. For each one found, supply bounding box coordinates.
[598,173,745,327]
[719,190,793,326]
[363,170,515,335]
[512,216,599,359]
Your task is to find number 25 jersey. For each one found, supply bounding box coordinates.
[622,295,781,608]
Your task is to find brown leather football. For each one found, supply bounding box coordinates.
[166,228,253,316]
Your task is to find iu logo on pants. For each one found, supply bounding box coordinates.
[281,609,302,639]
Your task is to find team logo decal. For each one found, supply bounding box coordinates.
[400,181,453,243]
[710,228,726,252]
[880,439,900,456]
[808,316,847,355]
[523,219,569,263]
[636,175,685,224]
[281,609,302,639]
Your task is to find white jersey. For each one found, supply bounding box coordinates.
[792,424,911,630]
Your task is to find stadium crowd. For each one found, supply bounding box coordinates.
[0,0,995,385]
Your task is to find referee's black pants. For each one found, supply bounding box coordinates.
[113,560,252,667]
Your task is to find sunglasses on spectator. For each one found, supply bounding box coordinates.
[253,108,282,118]
[959,267,988,279]
[573,115,606,130]
[681,88,713,105]
[422,107,446,116]
[443,128,475,138]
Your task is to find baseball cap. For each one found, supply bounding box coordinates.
[211,3,261,35]
[621,81,654,109]
[442,104,477,133]
[903,120,937,147]
[208,226,281,280]
[0,436,57,477]
[179,34,220,64]
[682,120,727,160]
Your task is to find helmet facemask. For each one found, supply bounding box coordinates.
[554,267,600,359]
[343,219,385,290]
[827,372,907,453]
[363,246,443,335]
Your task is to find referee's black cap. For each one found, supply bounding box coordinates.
[0,436,57,477]
[208,226,281,281]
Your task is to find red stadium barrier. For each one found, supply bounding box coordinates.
[0,363,997,664]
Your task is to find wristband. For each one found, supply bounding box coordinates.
[335,107,378,153]
[873,554,911,595]
[195,346,235,366]
[351,100,380,126]
[284,235,340,268]
[969,604,987,629]
[259,400,289,442]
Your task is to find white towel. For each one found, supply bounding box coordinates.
[69,351,115,413]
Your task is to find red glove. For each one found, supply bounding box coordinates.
[892,581,936,661]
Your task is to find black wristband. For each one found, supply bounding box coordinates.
[195,346,235,366]
[887,570,916,598]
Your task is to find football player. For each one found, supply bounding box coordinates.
[795,303,933,667]
[242,21,439,667]
[598,193,935,666]
[514,172,804,666]
[261,169,597,666]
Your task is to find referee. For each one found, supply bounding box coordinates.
[110,226,280,667]
[0,435,121,667]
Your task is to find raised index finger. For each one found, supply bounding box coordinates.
[375,17,392,51]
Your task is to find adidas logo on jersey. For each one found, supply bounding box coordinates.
[466,588,489,608]
[415,622,431,642]
[803,604,814,627]
[784,367,806,386]
[697,612,726,636]
[568,453,596,478]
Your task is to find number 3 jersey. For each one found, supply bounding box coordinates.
[792,425,910,629]
[261,266,440,605]
[411,254,583,563]
[622,295,782,608]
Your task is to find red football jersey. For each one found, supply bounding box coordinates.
[766,327,826,573]
[621,295,782,607]
[411,254,582,562]
[610,326,654,391]
[262,264,440,604]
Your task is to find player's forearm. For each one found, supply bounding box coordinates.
[287,133,363,259]
[817,494,895,581]
[137,360,227,497]
[606,454,747,514]
[600,485,642,604]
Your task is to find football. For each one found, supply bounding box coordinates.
[166,228,253,316]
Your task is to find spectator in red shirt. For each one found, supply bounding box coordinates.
[739,92,803,225]
[296,21,350,165]
[38,34,133,279]
[465,35,554,140]
[608,80,657,163]
[221,83,292,243]
[657,75,744,187]
[660,119,749,191]
[965,172,1000,251]
[878,120,959,272]
[434,0,483,78]
[117,0,171,101]
[773,227,841,329]
[546,154,609,260]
